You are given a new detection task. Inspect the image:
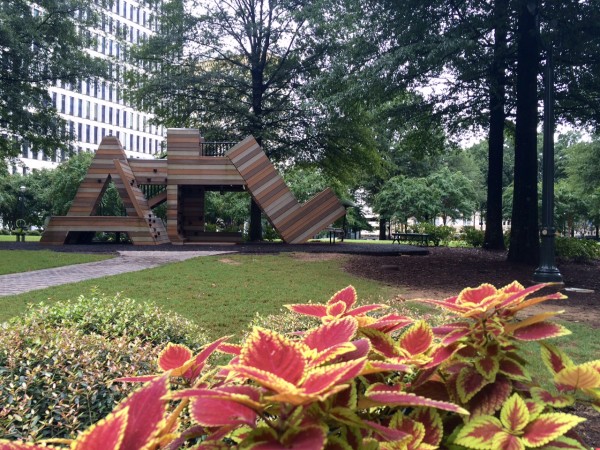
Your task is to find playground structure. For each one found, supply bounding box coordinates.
[40,129,347,245]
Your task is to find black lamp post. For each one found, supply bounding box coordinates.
[533,41,562,283]
[18,185,26,221]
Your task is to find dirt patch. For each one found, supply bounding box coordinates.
[218,258,242,265]
[289,252,347,262]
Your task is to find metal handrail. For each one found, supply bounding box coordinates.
[200,142,236,157]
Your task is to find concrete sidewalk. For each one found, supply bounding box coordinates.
[0,250,234,297]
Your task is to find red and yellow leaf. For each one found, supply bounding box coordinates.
[521,413,586,447]
[499,394,529,432]
[363,313,413,334]
[491,432,525,450]
[303,317,357,352]
[455,416,504,449]
[157,343,192,372]
[499,357,530,381]
[188,395,258,428]
[365,384,469,414]
[360,328,398,358]
[540,435,591,449]
[300,359,366,396]
[530,387,575,408]
[113,376,169,450]
[541,343,574,376]
[328,286,357,310]
[457,284,497,306]
[240,327,306,384]
[469,375,512,417]
[346,303,388,317]
[505,311,563,334]
[555,364,600,390]
[409,408,443,447]
[457,367,491,403]
[363,420,411,444]
[71,407,128,450]
[285,303,327,318]
[475,356,499,381]
[512,321,571,341]
[397,321,433,356]
[326,300,348,318]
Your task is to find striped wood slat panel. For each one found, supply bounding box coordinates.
[41,217,165,245]
[227,136,346,244]
[113,160,169,244]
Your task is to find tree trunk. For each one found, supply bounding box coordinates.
[248,199,262,241]
[484,0,508,250]
[508,0,540,264]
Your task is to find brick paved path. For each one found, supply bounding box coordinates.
[0,250,234,297]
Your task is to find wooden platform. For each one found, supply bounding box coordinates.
[41,130,346,245]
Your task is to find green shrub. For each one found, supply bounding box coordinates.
[0,294,209,440]
[462,226,485,247]
[18,292,209,349]
[0,228,10,235]
[0,323,160,440]
[26,229,41,236]
[410,223,455,246]
[555,236,600,263]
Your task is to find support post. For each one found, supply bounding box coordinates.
[533,45,562,283]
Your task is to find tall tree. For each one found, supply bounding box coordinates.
[132,0,381,240]
[0,0,105,160]
[507,0,539,264]
[484,0,510,250]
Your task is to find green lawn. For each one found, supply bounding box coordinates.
[0,253,402,337]
[0,235,41,242]
[0,250,113,275]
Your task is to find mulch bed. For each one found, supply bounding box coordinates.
[344,246,600,447]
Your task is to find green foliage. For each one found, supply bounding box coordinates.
[21,292,209,349]
[412,223,455,246]
[0,292,209,440]
[0,324,160,440]
[462,226,485,247]
[0,0,106,159]
[555,237,600,263]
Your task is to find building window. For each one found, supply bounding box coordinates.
[86,125,91,143]
[94,127,98,144]
[69,96,74,115]
[78,122,83,140]
[109,107,113,124]
[116,109,120,126]
[101,105,106,123]
[78,98,82,117]
[130,134,133,150]
[60,95,66,113]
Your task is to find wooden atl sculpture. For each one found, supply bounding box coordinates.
[41,129,346,245]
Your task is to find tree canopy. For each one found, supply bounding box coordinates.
[0,0,106,161]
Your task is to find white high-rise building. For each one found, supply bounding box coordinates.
[15,0,165,174]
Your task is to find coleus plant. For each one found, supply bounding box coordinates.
[0,283,595,450]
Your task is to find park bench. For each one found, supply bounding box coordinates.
[325,227,345,244]
[391,232,430,246]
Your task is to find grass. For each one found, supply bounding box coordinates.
[0,235,41,242]
[0,250,113,275]
[0,253,403,338]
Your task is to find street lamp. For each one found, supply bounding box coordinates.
[533,38,562,283]
[15,185,27,242]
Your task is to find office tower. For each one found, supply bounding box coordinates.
[15,1,165,174]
